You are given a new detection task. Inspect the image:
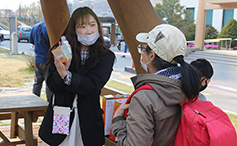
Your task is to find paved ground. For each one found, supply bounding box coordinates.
[110,47,237,115]
[0,47,237,123]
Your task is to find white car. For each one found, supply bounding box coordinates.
[0,26,10,40]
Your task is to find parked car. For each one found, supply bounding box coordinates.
[103,36,111,48]
[0,26,10,40]
[17,26,32,42]
[116,39,125,50]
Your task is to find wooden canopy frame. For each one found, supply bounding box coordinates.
[107,0,163,74]
[195,0,237,50]
[40,0,163,75]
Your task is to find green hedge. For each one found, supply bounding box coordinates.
[218,19,237,47]
[205,25,218,39]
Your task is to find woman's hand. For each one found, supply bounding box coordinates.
[113,102,130,118]
[54,57,68,79]
[63,58,72,70]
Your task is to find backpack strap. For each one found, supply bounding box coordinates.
[124,84,154,118]
[39,23,50,46]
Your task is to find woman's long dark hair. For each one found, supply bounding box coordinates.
[47,7,109,73]
[173,55,200,100]
[145,46,200,100]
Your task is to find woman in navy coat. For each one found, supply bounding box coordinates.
[39,7,115,146]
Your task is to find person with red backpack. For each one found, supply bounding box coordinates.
[173,59,237,146]
[110,24,201,146]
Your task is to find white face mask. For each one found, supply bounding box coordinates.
[76,31,100,46]
[140,52,151,72]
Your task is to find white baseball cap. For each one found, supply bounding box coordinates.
[136,24,187,64]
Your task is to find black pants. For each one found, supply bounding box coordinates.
[33,62,52,102]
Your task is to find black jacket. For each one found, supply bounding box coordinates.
[39,50,115,146]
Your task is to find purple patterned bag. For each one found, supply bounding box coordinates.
[52,105,72,135]
[51,94,76,135]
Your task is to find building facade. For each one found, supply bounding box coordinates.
[179,0,237,33]
[150,0,237,33]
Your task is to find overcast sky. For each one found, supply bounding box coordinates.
[0,0,73,11]
[0,0,39,11]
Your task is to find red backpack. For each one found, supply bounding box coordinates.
[124,84,154,118]
[174,100,237,146]
[124,84,237,145]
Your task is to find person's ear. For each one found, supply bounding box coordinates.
[150,51,156,62]
[201,78,207,86]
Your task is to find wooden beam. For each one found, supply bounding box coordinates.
[10,112,18,139]
[204,3,237,9]
[40,0,70,48]
[9,138,25,145]
[0,111,45,121]
[0,113,22,121]
[0,131,10,142]
[206,0,237,4]
[105,137,117,146]
[101,86,127,96]
[23,111,35,146]
[107,0,163,74]
[111,23,115,45]
[18,124,37,146]
[17,124,25,140]
[0,138,25,146]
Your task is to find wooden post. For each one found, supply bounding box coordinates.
[10,112,18,138]
[10,112,18,142]
[221,40,223,49]
[226,40,228,49]
[229,40,232,49]
[195,0,206,51]
[24,111,35,146]
[107,0,163,74]
[111,23,115,46]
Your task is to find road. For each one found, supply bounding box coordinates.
[0,40,33,55]
[111,46,237,115]
[1,40,237,114]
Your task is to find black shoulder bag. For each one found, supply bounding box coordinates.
[39,23,50,46]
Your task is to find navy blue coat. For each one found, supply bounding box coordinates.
[39,50,115,146]
[29,19,50,64]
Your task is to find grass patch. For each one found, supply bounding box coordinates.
[105,80,134,94]
[40,92,47,101]
[0,121,10,126]
[0,54,34,87]
[227,113,237,131]
[0,47,10,53]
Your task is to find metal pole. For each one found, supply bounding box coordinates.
[9,16,18,54]
[226,40,227,49]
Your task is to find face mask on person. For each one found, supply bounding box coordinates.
[140,52,151,72]
[76,31,100,46]
[200,79,208,92]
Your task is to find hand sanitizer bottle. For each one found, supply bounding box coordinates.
[61,36,72,55]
